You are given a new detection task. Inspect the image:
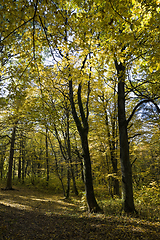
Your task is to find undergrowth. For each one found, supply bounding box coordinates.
[1,178,159,222]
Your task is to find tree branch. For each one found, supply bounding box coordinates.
[2,17,34,42]
[69,79,83,133]
[127,99,160,125]
[131,158,137,167]
[86,81,90,121]
[128,133,141,140]
[78,83,87,128]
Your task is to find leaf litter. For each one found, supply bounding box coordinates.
[0,187,160,240]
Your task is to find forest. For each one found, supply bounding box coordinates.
[0,0,160,239]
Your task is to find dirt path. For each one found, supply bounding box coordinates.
[0,187,160,240]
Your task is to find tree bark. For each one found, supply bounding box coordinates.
[6,122,18,190]
[81,131,102,212]
[46,127,49,183]
[69,80,102,213]
[115,60,136,213]
[18,153,21,180]
[21,139,25,184]
[70,159,78,196]
[66,104,78,196]
[0,146,6,179]
[18,137,22,181]
[66,168,71,199]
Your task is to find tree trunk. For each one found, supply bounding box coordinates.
[66,105,78,196]
[115,60,136,213]
[6,122,17,190]
[75,148,84,182]
[13,159,16,180]
[65,106,71,199]
[24,160,28,179]
[18,155,21,180]
[66,168,71,199]
[69,80,102,213]
[81,132,102,212]
[18,140,22,181]
[21,138,25,184]
[0,146,6,179]
[46,127,49,184]
[70,160,79,196]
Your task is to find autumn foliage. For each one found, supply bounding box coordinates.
[0,0,159,218]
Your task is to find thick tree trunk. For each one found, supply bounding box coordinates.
[0,146,6,179]
[81,132,102,212]
[6,122,17,190]
[115,61,136,213]
[69,80,102,213]
[75,148,84,182]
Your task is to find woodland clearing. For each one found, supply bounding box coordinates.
[0,186,160,240]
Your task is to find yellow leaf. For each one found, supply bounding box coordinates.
[149,66,153,73]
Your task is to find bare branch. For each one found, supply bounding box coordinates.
[127,99,160,125]
[128,133,141,140]
[2,17,34,43]
[131,158,137,167]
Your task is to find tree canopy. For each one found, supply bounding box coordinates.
[0,0,159,214]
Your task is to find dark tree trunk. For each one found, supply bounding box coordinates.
[13,160,16,180]
[24,160,28,179]
[66,168,71,199]
[75,148,84,182]
[0,146,6,179]
[18,155,21,180]
[21,139,25,184]
[46,127,49,184]
[70,160,78,196]
[69,80,102,213]
[66,105,78,196]
[81,132,102,212]
[18,140,22,181]
[115,60,136,213]
[6,122,17,190]
[111,151,120,197]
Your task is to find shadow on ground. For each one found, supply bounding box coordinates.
[0,187,160,240]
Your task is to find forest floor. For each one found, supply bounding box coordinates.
[0,186,160,240]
